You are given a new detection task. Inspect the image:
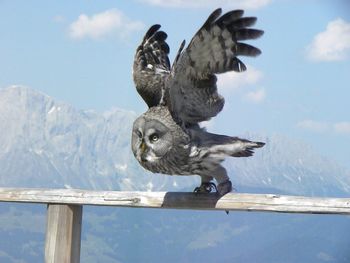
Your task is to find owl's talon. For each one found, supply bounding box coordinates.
[217,180,233,196]
[194,182,217,193]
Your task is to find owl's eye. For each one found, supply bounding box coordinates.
[136,130,143,138]
[149,133,159,142]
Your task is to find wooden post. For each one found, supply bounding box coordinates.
[45,204,83,263]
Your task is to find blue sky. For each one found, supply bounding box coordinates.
[1,0,350,168]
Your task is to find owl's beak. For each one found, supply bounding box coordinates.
[140,141,147,153]
[138,141,148,162]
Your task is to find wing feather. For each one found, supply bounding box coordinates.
[231,17,258,28]
[133,25,170,107]
[168,9,264,125]
[235,42,262,57]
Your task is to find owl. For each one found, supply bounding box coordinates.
[132,8,265,195]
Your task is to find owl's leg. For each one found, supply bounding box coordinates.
[212,165,233,196]
[201,175,214,184]
[217,181,232,196]
[193,175,217,193]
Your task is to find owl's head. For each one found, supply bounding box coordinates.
[132,115,174,164]
[131,106,190,167]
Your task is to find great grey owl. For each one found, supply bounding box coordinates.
[132,8,265,196]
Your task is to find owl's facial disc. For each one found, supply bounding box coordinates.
[132,117,173,163]
[141,127,166,162]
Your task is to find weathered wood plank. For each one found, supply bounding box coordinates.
[45,204,82,263]
[0,188,350,214]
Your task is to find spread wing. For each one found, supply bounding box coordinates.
[168,8,264,125]
[133,25,171,107]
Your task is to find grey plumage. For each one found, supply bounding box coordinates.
[168,8,263,125]
[133,24,170,107]
[131,8,265,195]
[131,107,264,195]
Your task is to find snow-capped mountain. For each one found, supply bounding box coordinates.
[0,85,191,191]
[0,85,135,189]
[228,134,350,196]
[0,85,349,196]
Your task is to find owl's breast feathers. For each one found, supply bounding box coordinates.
[140,142,193,175]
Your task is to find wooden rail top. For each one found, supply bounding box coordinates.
[0,188,350,214]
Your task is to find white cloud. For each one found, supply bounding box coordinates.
[306,18,350,61]
[69,9,144,40]
[141,0,272,9]
[296,120,330,133]
[333,122,350,134]
[245,88,265,103]
[217,65,263,93]
[297,120,350,135]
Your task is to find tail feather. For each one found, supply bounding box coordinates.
[231,141,265,157]
[194,130,265,159]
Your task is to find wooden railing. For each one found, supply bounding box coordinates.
[1,188,350,263]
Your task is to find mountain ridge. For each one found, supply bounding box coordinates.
[0,85,349,196]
